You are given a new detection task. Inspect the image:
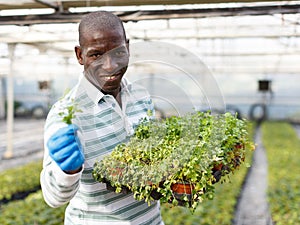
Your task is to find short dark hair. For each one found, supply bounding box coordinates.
[78,11,126,46]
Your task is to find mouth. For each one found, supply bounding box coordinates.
[102,75,117,81]
[101,72,122,82]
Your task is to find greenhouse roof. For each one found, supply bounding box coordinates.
[0,1,300,76]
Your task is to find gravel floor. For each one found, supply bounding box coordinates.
[293,124,300,139]
[233,125,273,225]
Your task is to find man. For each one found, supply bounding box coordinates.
[40,11,164,225]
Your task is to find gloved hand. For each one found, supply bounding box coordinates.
[47,124,84,173]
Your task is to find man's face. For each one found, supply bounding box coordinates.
[75,28,129,95]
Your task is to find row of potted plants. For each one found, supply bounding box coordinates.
[93,111,254,209]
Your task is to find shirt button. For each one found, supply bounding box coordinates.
[112,103,116,108]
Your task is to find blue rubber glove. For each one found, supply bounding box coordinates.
[47,124,84,172]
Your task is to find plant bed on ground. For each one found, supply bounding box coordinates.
[262,122,300,225]
[0,190,66,225]
[0,161,42,204]
[93,112,254,209]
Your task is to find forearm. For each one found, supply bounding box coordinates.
[41,101,85,207]
[40,155,82,208]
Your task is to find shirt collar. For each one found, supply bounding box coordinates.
[80,75,104,105]
[120,77,132,93]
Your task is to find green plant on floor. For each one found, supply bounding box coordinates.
[0,191,66,225]
[262,122,300,225]
[0,161,42,202]
[93,111,254,210]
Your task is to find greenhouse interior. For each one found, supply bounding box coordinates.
[0,1,299,225]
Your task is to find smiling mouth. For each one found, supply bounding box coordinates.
[102,75,117,81]
[101,72,122,82]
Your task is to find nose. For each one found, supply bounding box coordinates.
[101,55,118,73]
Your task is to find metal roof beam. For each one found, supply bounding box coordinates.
[33,0,60,11]
[0,1,294,10]
[0,3,300,25]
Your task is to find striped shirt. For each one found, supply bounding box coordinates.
[40,75,164,225]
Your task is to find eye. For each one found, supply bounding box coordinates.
[88,51,104,59]
[90,53,102,59]
[114,50,127,58]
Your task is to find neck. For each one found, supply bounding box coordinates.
[101,86,121,97]
[102,88,122,107]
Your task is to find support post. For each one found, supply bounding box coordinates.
[3,43,16,159]
[0,77,4,119]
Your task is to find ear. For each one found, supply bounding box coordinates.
[75,45,84,65]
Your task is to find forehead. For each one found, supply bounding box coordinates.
[81,27,125,49]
